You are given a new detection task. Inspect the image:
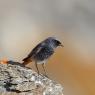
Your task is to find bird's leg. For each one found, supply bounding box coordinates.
[42,63,48,78]
[35,62,40,75]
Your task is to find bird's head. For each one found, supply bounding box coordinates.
[45,37,64,48]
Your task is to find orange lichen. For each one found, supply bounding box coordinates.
[0,58,8,64]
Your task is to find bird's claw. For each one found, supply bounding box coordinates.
[44,74,49,78]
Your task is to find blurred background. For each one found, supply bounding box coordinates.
[0,0,95,95]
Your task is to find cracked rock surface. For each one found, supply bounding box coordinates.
[0,61,64,95]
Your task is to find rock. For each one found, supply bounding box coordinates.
[0,61,64,95]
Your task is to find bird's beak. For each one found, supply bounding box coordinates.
[59,44,64,47]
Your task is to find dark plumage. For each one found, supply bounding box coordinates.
[22,37,63,76]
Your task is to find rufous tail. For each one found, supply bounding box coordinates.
[22,57,32,66]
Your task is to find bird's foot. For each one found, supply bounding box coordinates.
[44,74,49,78]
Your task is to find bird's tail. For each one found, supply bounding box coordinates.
[22,57,32,66]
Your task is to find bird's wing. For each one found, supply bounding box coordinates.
[22,43,45,65]
[27,43,45,58]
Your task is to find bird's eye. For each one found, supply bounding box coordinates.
[55,40,61,45]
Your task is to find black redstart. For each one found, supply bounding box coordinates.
[22,37,63,77]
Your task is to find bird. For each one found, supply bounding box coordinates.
[22,37,63,77]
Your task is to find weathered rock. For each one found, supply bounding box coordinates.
[0,61,64,95]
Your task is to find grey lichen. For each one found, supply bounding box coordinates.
[0,61,64,95]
